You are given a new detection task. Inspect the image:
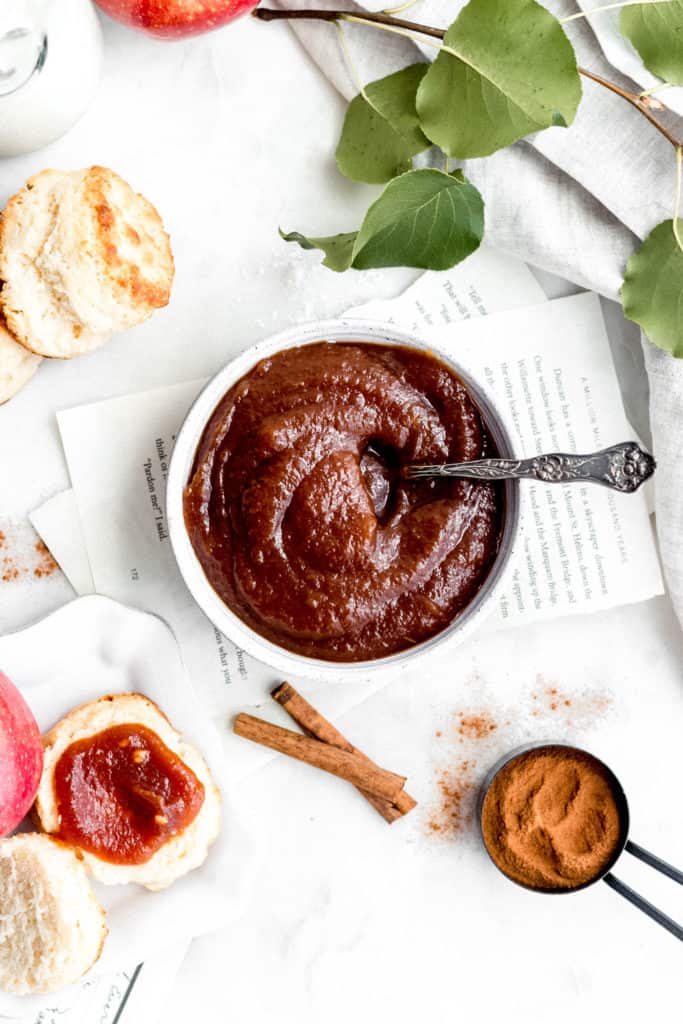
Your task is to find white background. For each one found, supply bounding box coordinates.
[0,8,681,1024]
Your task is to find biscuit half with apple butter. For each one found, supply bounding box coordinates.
[34,694,221,891]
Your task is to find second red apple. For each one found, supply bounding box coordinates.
[0,672,43,837]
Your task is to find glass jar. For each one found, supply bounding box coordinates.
[0,0,102,157]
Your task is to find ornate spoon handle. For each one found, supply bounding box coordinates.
[403,441,655,493]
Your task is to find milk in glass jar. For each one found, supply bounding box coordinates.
[0,0,102,157]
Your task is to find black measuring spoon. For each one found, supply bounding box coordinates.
[478,742,683,941]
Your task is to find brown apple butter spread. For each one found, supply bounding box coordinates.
[184,341,504,661]
[54,724,205,864]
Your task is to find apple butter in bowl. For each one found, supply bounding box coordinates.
[181,337,508,665]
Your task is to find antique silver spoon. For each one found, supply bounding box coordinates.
[403,441,655,494]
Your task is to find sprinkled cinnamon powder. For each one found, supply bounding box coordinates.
[427,761,476,836]
[0,530,15,581]
[0,526,60,583]
[33,540,58,579]
[1,523,28,583]
[530,677,612,725]
[457,712,497,740]
[426,714,497,837]
[425,680,614,843]
[1,562,20,583]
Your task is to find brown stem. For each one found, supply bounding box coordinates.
[254,6,444,37]
[577,65,682,149]
[253,6,683,149]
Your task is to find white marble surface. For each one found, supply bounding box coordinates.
[169,598,683,1024]
[0,9,681,1024]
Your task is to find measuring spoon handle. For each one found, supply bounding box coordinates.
[603,874,683,941]
[603,840,683,941]
[625,840,683,884]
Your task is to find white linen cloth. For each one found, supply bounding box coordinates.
[274,0,683,625]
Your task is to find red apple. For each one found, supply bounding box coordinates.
[94,0,260,39]
[0,672,43,836]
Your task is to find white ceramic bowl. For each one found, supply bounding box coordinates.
[167,319,522,683]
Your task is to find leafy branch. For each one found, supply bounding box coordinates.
[577,65,682,148]
[255,0,683,357]
[255,5,682,147]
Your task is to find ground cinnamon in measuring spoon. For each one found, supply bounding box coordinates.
[481,746,623,890]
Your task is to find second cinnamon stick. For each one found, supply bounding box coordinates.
[233,713,407,802]
[272,682,417,822]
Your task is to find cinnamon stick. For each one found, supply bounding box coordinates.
[272,682,417,823]
[233,713,407,802]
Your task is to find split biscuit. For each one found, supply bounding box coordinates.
[35,693,222,892]
[0,317,41,403]
[0,167,174,358]
[0,834,107,995]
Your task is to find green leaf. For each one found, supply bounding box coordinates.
[620,1,683,85]
[416,0,581,159]
[281,169,484,273]
[279,228,356,271]
[352,168,483,270]
[621,220,683,357]
[336,64,431,184]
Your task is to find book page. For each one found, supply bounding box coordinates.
[431,293,662,624]
[350,287,662,625]
[350,244,545,326]
[13,942,189,1024]
[29,489,95,597]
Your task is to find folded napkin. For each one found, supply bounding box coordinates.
[275,0,683,626]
